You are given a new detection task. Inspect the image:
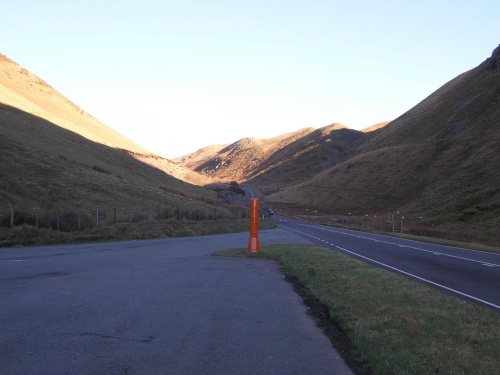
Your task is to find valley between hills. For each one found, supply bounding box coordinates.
[175,45,500,245]
[1,45,499,247]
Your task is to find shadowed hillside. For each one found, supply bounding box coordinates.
[0,103,217,210]
[248,124,372,186]
[269,45,500,231]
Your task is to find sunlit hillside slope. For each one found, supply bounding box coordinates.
[0,54,150,153]
[0,53,194,182]
[0,54,216,210]
[175,123,381,186]
[175,127,315,182]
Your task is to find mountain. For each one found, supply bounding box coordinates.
[5,41,499,235]
[0,54,149,154]
[0,54,214,210]
[268,45,500,230]
[175,123,378,186]
[177,45,500,233]
[175,127,315,182]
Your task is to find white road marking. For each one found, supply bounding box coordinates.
[277,222,500,310]
[334,245,500,311]
[279,218,500,268]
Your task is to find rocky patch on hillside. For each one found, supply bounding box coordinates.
[205,182,273,211]
[205,182,251,207]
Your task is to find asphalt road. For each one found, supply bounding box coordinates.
[0,229,353,375]
[242,188,259,199]
[274,215,500,310]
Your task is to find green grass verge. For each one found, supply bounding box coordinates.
[0,219,276,247]
[215,245,500,375]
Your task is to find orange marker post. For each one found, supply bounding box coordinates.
[248,198,260,253]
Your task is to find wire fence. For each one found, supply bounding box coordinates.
[5,206,495,247]
[2,206,272,232]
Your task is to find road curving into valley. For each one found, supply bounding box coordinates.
[243,187,259,199]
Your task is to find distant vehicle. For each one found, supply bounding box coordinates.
[268,208,274,216]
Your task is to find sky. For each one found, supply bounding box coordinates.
[2,1,499,159]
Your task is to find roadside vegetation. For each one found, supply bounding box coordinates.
[275,211,500,250]
[216,245,500,375]
[0,218,276,247]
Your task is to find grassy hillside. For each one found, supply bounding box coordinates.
[0,54,222,215]
[268,45,500,233]
[0,103,218,210]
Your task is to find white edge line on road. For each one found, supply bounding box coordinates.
[335,245,500,311]
[278,222,500,310]
[287,219,500,268]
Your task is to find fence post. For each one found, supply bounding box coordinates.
[157,204,160,221]
[114,207,117,224]
[129,208,132,223]
[10,207,14,229]
[56,213,60,231]
[78,211,82,230]
[33,207,39,229]
[96,208,100,228]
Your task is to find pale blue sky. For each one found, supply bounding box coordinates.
[2,1,498,158]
